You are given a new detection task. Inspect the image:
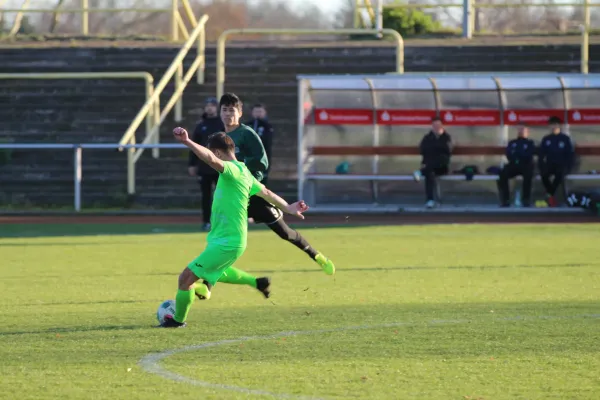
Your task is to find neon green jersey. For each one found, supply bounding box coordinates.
[207,160,262,248]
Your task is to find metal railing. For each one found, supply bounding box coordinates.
[117,14,209,195]
[354,0,597,40]
[216,28,405,100]
[2,0,198,40]
[0,143,185,212]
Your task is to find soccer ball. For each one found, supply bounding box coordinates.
[156,299,176,324]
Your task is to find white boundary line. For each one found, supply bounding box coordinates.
[139,314,600,399]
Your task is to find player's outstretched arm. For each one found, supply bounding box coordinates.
[173,127,224,173]
[256,185,309,219]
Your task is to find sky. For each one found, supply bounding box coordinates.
[289,0,345,15]
[4,0,347,11]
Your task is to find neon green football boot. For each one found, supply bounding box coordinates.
[315,253,335,275]
[194,281,212,300]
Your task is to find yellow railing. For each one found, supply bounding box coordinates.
[354,0,375,29]
[216,28,404,100]
[118,14,209,195]
[3,0,197,40]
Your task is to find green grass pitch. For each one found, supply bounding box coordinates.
[1,222,599,400]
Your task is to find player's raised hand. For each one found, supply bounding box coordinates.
[287,200,309,219]
[173,127,189,142]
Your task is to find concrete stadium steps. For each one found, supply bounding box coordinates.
[1,42,599,208]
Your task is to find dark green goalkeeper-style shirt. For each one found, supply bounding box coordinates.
[226,124,269,182]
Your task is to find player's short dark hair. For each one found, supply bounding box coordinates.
[219,93,243,111]
[432,116,442,123]
[252,103,265,109]
[207,132,235,153]
[548,116,562,125]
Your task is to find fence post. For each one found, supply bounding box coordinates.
[582,0,590,74]
[81,0,89,36]
[353,0,361,28]
[73,146,82,212]
[127,148,135,195]
[171,0,179,41]
[462,0,473,39]
[217,32,226,100]
[375,0,383,37]
[197,24,206,84]
[175,63,183,122]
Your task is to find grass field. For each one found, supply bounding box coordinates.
[1,221,599,400]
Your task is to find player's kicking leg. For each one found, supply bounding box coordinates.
[195,267,271,300]
[160,266,198,328]
[249,196,335,275]
[161,246,267,327]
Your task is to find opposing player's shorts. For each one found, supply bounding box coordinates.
[187,245,245,286]
[248,195,283,224]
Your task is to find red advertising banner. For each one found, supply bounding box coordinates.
[439,109,500,126]
[311,108,593,126]
[503,109,564,126]
[376,109,436,125]
[567,109,600,125]
[313,108,373,125]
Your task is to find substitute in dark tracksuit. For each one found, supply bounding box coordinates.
[245,103,274,184]
[413,117,453,208]
[188,97,225,230]
[538,116,573,207]
[497,124,536,207]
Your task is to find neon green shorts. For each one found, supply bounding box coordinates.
[187,245,245,286]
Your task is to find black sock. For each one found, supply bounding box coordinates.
[268,219,319,259]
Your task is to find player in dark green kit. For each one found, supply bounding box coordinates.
[216,94,335,284]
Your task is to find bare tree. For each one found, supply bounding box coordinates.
[27,0,336,37]
[333,0,355,29]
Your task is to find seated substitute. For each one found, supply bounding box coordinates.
[497,124,536,207]
[413,117,453,208]
[538,116,574,207]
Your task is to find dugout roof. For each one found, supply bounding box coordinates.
[299,73,600,126]
[299,73,600,91]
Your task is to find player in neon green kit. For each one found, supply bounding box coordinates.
[160,128,308,328]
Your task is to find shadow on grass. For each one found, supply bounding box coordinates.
[21,299,154,307]
[251,262,600,274]
[0,324,144,336]
[3,301,600,338]
[3,262,598,282]
[0,223,357,239]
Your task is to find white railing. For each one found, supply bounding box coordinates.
[0,143,186,212]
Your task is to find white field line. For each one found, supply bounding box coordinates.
[139,314,600,399]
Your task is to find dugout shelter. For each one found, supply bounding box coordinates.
[297,73,600,212]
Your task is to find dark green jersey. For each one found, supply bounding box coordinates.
[227,124,269,182]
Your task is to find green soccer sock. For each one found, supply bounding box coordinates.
[174,289,195,323]
[218,267,257,288]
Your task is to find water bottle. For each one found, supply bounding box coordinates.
[514,188,522,207]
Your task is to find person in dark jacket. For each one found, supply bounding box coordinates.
[497,124,536,207]
[538,116,574,207]
[188,97,225,230]
[245,104,274,183]
[413,117,453,208]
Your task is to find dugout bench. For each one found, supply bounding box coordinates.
[303,145,600,206]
